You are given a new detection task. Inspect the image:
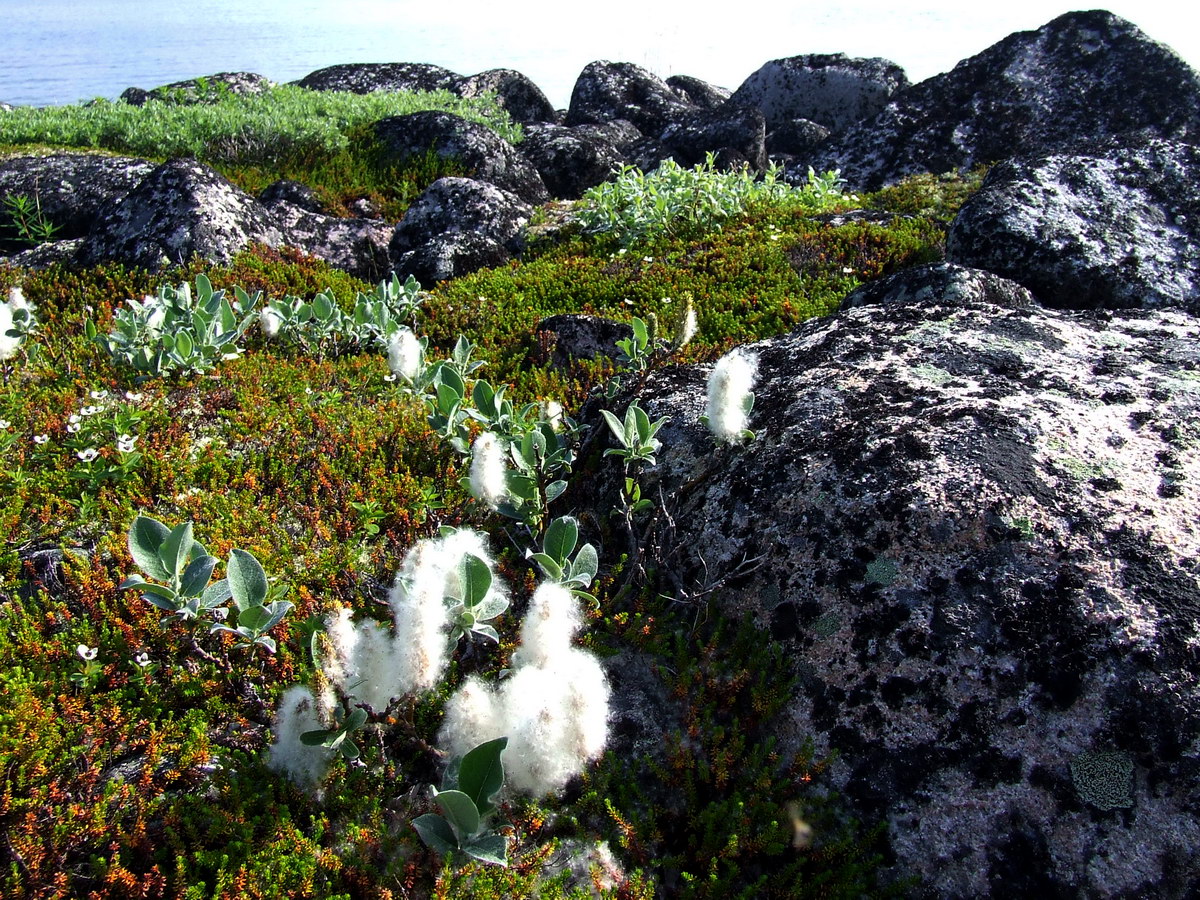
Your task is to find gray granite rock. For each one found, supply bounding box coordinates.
[665,74,731,110]
[660,104,767,173]
[268,200,392,282]
[391,231,511,285]
[534,314,634,368]
[373,110,548,204]
[455,68,557,124]
[290,62,461,94]
[730,53,907,132]
[804,10,1200,190]
[566,61,697,137]
[120,72,272,106]
[585,270,1200,896]
[520,124,627,199]
[946,138,1200,314]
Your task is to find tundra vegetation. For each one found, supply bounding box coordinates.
[0,87,979,898]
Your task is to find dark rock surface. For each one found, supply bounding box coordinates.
[0,153,155,252]
[591,267,1200,896]
[534,314,634,368]
[258,179,326,214]
[373,110,548,204]
[455,68,557,124]
[268,201,392,282]
[566,61,697,136]
[729,53,907,132]
[947,137,1200,314]
[665,74,731,110]
[120,72,272,106]
[291,62,461,94]
[389,176,531,281]
[660,105,767,172]
[520,125,627,199]
[765,118,831,159]
[76,158,283,270]
[840,262,1037,312]
[804,10,1200,190]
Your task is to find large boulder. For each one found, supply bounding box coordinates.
[266,200,392,282]
[946,137,1200,314]
[388,176,531,282]
[565,61,697,137]
[120,72,272,106]
[665,74,731,110]
[0,153,155,252]
[591,266,1200,896]
[520,124,626,199]
[290,62,461,94]
[373,110,548,204]
[660,105,768,172]
[455,68,557,124]
[804,10,1200,190]
[76,158,283,270]
[729,53,907,132]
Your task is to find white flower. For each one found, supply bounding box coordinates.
[643,256,653,263]
[124,391,144,402]
[387,328,423,382]
[0,419,9,429]
[676,304,697,349]
[259,307,283,339]
[76,645,98,661]
[76,448,99,463]
[81,405,102,416]
[89,389,108,401]
[117,434,137,453]
[133,651,152,667]
[704,349,758,445]
[33,434,49,445]
[382,373,397,382]
[469,432,508,510]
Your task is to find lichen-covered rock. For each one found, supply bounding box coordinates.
[765,117,831,160]
[76,158,283,270]
[840,261,1037,312]
[290,62,460,94]
[388,176,531,281]
[730,53,907,133]
[534,314,633,368]
[0,102,14,112]
[592,268,1200,896]
[0,238,84,269]
[520,124,626,199]
[571,119,645,153]
[391,232,511,285]
[120,72,272,106]
[804,10,1200,190]
[946,137,1200,314]
[565,61,697,137]
[373,110,548,204]
[268,200,392,282]
[660,104,767,172]
[455,68,557,124]
[665,74,731,110]
[258,179,326,214]
[0,153,155,252]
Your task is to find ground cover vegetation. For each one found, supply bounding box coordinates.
[0,107,982,896]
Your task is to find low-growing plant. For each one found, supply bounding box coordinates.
[2,192,60,246]
[413,736,510,867]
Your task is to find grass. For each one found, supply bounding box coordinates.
[0,151,981,897]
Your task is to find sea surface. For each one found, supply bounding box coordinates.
[2,0,1197,111]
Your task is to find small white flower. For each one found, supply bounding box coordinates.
[67,422,81,433]
[89,389,108,401]
[81,405,102,416]
[842,267,853,274]
[76,645,98,661]
[382,373,397,382]
[124,391,144,402]
[117,434,137,453]
[643,256,653,263]
[33,434,49,445]
[77,448,99,463]
[133,651,152,667]
[0,419,11,429]
[304,387,314,395]
[677,305,698,349]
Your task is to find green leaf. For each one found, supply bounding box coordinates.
[128,516,171,581]
[460,554,492,607]
[312,291,334,321]
[527,552,563,582]
[180,554,217,597]
[633,404,653,442]
[227,548,268,611]
[435,789,481,837]
[195,273,213,303]
[200,578,232,608]
[463,833,508,867]
[544,516,579,564]
[236,604,272,633]
[174,330,193,358]
[159,522,194,581]
[600,409,627,447]
[631,316,649,349]
[413,814,459,855]
[457,736,507,816]
[545,480,568,503]
[569,543,599,586]
[471,380,497,419]
[472,623,500,643]
[345,706,368,731]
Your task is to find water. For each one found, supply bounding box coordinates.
[2,1,1197,111]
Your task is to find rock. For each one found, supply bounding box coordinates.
[268,201,392,282]
[666,74,731,110]
[660,105,767,172]
[766,118,831,160]
[1,238,84,269]
[730,53,907,133]
[258,179,325,214]
[572,119,645,153]
[120,72,272,106]
[373,110,548,204]
[391,232,511,285]
[389,176,531,282]
[0,153,156,252]
[946,137,1200,314]
[76,158,283,270]
[805,10,1200,190]
[290,62,461,94]
[589,269,1200,896]
[520,124,626,199]
[840,262,1037,312]
[566,61,697,137]
[534,314,633,368]
[455,68,557,124]
[0,102,15,112]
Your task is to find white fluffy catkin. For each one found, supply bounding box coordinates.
[0,299,19,361]
[469,431,508,509]
[324,607,402,712]
[704,348,757,444]
[387,328,422,381]
[268,685,332,788]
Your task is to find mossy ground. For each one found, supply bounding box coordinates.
[0,163,979,898]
